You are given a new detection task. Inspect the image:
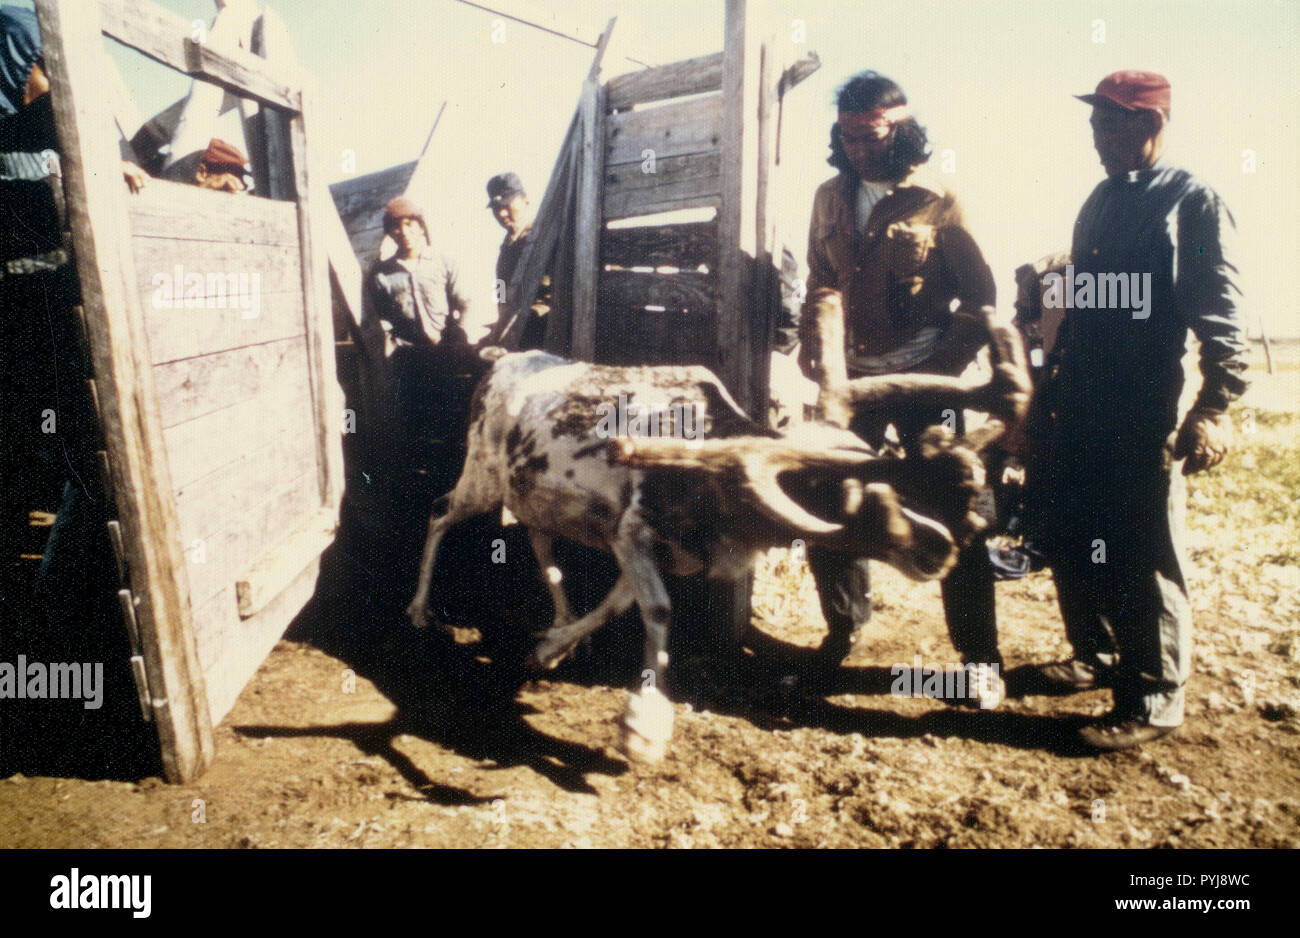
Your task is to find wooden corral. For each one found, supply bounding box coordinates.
[34,0,343,782]
[504,0,817,419]
[500,0,818,637]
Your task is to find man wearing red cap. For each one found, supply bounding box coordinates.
[365,196,469,350]
[160,137,253,193]
[1031,71,1249,749]
[360,196,471,495]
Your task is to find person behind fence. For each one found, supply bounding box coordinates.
[1,5,146,599]
[1027,71,1249,750]
[483,171,551,350]
[797,70,1003,703]
[161,136,254,193]
[360,196,472,494]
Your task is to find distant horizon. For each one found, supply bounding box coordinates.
[59,0,1298,339]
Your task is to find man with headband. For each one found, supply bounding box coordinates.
[798,71,1002,704]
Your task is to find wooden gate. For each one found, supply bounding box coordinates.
[36,0,343,782]
[502,0,818,638]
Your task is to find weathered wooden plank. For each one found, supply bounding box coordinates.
[127,179,300,245]
[597,269,717,313]
[141,288,306,366]
[133,238,303,309]
[601,220,719,270]
[173,421,317,549]
[163,380,315,491]
[183,466,319,610]
[193,550,321,727]
[236,508,336,618]
[37,0,213,782]
[603,151,722,220]
[606,52,725,111]
[321,184,363,332]
[499,18,614,350]
[153,335,310,429]
[570,79,605,362]
[290,85,346,514]
[605,94,722,166]
[98,0,301,110]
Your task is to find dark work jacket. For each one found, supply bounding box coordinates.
[493,224,551,347]
[1053,159,1249,471]
[0,95,61,262]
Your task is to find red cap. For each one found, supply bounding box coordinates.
[1075,70,1171,117]
[201,137,249,170]
[383,196,427,234]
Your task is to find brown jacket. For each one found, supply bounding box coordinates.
[806,170,996,367]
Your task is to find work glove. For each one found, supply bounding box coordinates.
[1173,408,1232,474]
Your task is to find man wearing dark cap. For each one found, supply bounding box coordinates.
[1031,71,1249,749]
[484,171,550,350]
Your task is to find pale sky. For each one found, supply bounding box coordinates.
[50,0,1300,338]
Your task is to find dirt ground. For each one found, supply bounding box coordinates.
[1,345,1297,849]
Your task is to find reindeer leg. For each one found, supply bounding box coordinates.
[609,513,676,764]
[528,530,575,628]
[527,572,636,670]
[407,485,500,632]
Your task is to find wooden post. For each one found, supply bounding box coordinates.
[36,0,214,782]
[717,0,763,419]
[288,84,346,513]
[250,6,297,202]
[749,34,789,418]
[569,77,605,361]
[503,17,615,352]
[715,0,782,645]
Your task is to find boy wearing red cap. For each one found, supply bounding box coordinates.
[359,196,472,496]
[1032,71,1250,749]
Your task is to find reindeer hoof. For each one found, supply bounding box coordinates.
[526,640,569,672]
[620,687,674,764]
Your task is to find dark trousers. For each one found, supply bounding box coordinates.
[1,265,92,583]
[807,402,1000,667]
[1047,443,1190,726]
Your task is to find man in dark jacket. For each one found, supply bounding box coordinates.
[1034,71,1249,750]
[484,172,550,350]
